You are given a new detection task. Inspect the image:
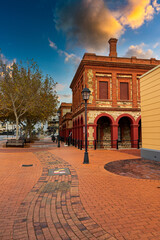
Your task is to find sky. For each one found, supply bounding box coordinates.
[1,0,160,104]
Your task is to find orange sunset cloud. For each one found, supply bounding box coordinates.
[55,0,160,52]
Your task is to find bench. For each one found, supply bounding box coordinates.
[6,139,25,148]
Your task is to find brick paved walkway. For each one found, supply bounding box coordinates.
[0,152,42,240]
[50,147,160,240]
[13,151,115,240]
[0,142,160,240]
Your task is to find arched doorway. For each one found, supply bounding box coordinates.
[62,124,66,141]
[118,117,132,148]
[78,118,80,141]
[75,119,77,140]
[81,116,84,146]
[96,116,112,148]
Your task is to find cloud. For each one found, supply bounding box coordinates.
[153,0,160,11]
[63,52,81,65]
[0,53,16,68]
[124,43,154,58]
[0,53,8,64]
[58,49,81,66]
[55,83,67,92]
[48,39,57,49]
[54,0,159,52]
[119,0,154,29]
[54,0,123,52]
[48,39,81,66]
[53,84,72,103]
[58,94,72,102]
[153,42,159,48]
[0,53,16,78]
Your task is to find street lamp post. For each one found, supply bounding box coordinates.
[57,110,61,148]
[81,87,91,164]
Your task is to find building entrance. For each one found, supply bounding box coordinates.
[118,117,132,148]
[96,116,111,148]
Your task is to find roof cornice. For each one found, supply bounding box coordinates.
[70,55,160,89]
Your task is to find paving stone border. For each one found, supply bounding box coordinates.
[13,151,116,240]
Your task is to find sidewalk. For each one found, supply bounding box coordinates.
[0,142,160,240]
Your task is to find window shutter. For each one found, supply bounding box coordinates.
[120,82,129,100]
[99,81,108,99]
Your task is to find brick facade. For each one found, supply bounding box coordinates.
[60,38,160,148]
[59,103,72,141]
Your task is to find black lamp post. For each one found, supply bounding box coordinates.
[81,87,91,164]
[57,110,61,148]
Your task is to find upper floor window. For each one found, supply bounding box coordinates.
[99,81,108,99]
[120,82,129,100]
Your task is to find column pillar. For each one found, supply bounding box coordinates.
[78,125,81,140]
[111,124,118,148]
[73,126,74,139]
[74,126,77,139]
[132,73,138,108]
[93,124,97,140]
[64,128,66,140]
[76,126,78,140]
[131,124,139,148]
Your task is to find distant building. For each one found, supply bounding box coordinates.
[0,121,15,134]
[47,116,59,135]
[59,103,72,140]
[59,38,160,149]
[0,122,5,133]
[140,65,160,161]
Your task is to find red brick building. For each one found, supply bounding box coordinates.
[60,38,160,148]
[59,103,72,141]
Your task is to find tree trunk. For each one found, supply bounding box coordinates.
[27,119,32,138]
[15,116,19,140]
[25,128,28,139]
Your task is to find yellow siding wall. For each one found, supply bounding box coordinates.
[140,66,160,150]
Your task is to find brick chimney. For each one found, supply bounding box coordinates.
[108,38,118,57]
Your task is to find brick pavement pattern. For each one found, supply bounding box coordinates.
[0,152,42,240]
[13,151,115,240]
[0,143,160,240]
[50,147,160,240]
